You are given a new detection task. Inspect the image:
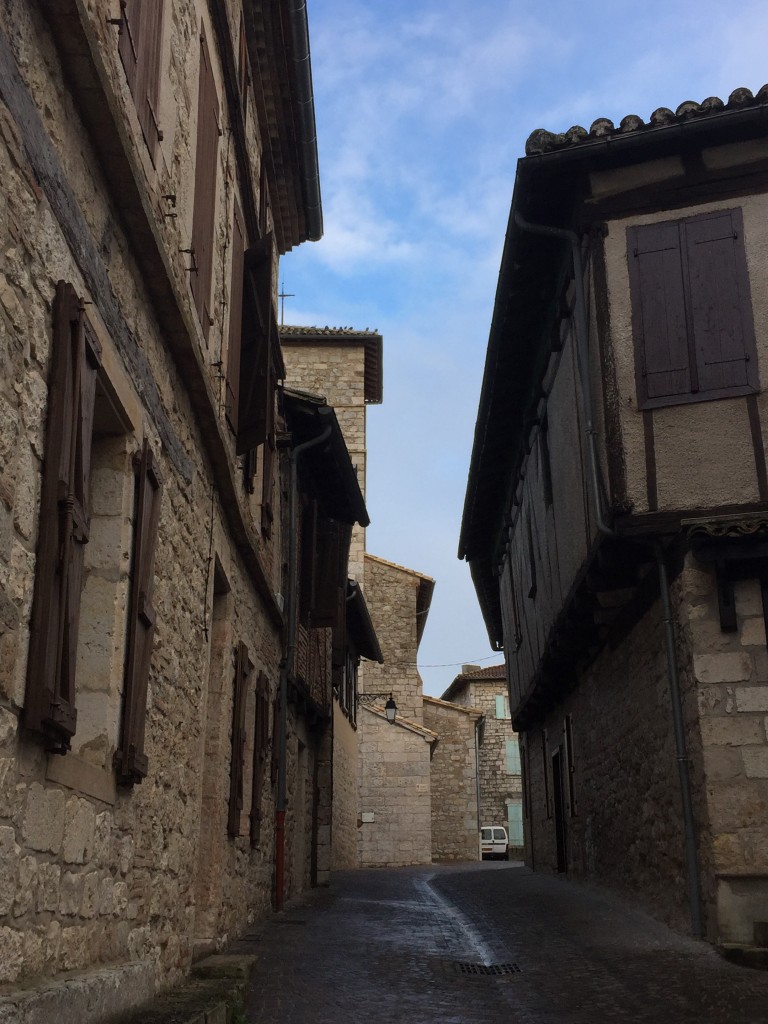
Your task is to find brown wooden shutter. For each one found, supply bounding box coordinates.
[261,428,275,536]
[685,208,758,395]
[236,234,276,454]
[24,282,101,752]
[312,520,352,627]
[226,200,246,433]
[237,11,248,124]
[118,0,141,96]
[118,0,164,164]
[115,439,163,786]
[191,26,220,341]
[250,672,269,846]
[628,221,691,405]
[299,498,318,623]
[228,641,249,836]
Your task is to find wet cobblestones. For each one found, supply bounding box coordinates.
[244,863,768,1023]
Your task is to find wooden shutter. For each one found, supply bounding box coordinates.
[685,208,758,395]
[236,234,276,454]
[226,200,246,433]
[495,695,505,720]
[312,519,351,627]
[228,641,249,836]
[506,739,521,775]
[237,11,248,124]
[628,221,691,404]
[118,0,164,164]
[261,428,275,535]
[24,282,101,752]
[299,498,318,623]
[118,0,140,96]
[115,439,163,785]
[191,26,220,341]
[250,672,269,846]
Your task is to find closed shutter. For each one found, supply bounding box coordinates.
[236,234,275,453]
[118,0,164,164]
[299,498,318,623]
[250,672,269,846]
[495,695,505,720]
[225,200,246,433]
[505,738,521,775]
[115,439,163,785]
[237,11,248,124]
[685,208,758,394]
[24,282,101,752]
[312,519,350,628]
[261,428,275,535]
[507,800,524,847]
[629,221,691,403]
[228,641,249,837]
[629,209,758,408]
[191,27,220,341]
[118,0,141,96]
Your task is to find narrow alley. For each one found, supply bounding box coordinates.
[244,863,768,1024]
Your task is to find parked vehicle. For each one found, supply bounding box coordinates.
[480,825,509,860]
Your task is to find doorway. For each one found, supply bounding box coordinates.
[551,747,567,873]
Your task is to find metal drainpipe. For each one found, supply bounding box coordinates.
[275,418,332,912]
[474,718,482,858]
[512,211,703,937]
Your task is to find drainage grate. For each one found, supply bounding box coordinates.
[455,962,521,976]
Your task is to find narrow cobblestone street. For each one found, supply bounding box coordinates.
[244,863,768,1024]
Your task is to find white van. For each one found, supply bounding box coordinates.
[480,825,509,860]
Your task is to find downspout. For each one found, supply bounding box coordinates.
[512,211,703,937]
[474,717,482,859]
[275,417,332,912]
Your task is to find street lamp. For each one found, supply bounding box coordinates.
[357,692,398,724]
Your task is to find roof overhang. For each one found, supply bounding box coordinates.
[244,0,322,253]
[346,579,383,663]
[282,387,369,526]
[280,326,384,404]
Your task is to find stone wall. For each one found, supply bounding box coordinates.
[423,698,481,861]
[357,554,434,866]
[281,339,368,581]
[679,556,768,944]
[521,586,696,935]
[330,706,359,870]
[357,710,433,867]
[0,0,314,1001]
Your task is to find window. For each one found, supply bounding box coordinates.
[191,26,221,340]
[118,0,164,164]
[564,714,577,817]
[505,738,521,775]
[25,283,161,781]
[506,799,524,847]
[495,694,510,720]
[628,208,758,409]
[228,641,250,837]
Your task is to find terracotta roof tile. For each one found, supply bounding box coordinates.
[525,84,768,156]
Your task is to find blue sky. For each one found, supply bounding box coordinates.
[282,0,768,696]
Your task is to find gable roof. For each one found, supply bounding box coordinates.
[441,663,505,703]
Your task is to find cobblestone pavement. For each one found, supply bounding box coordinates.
[244,863,768,1023]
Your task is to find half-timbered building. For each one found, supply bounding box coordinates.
[461,85,768,950]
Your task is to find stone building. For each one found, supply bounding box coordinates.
[358,554,436,867]
[441,664,523,854]
[423,695,483,862]
[0,0,371,1016]
[281,325,384,869]
[460,85,768,948]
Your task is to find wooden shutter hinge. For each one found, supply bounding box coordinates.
[107,0,127,26]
